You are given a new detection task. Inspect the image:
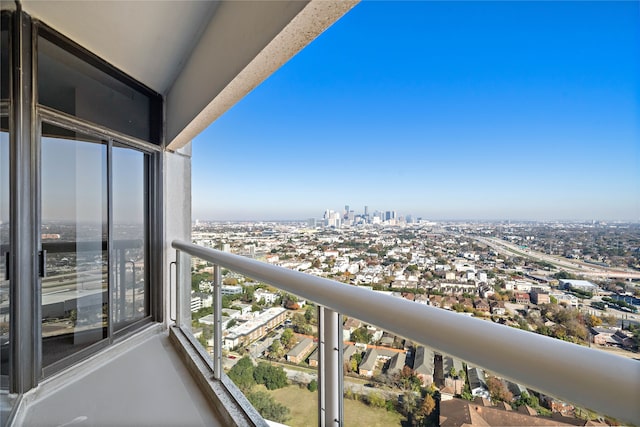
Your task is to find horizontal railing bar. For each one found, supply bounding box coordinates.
[172,240,639,424]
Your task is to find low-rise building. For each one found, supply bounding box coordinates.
[286,337,315,364]
[412,346,435,385]
[223,307,287,350]
[530,290,550,305]
[359,348,378,377]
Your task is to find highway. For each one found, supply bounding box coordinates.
[473,236,640,280]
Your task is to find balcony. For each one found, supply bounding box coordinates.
[8,240,639,426]
[169,240,639,426]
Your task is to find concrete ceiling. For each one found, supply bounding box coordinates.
[20,0,359,148]
[22,0,219,94]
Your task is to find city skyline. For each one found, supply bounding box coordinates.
[192,1,640,222]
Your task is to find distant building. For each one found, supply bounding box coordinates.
[308,348,319,367]
[514,292,530,304]
[221,285,243,296]
[467,367,489,399]
[254,289,278,304]
[223,307,286,350]
[286,337,314,364]
[359,349,378,377]
[412,346,435,385]
[386,352,406,375]
[559,279,598,294]
[530,290,550,305]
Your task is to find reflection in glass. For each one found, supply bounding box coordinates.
[1,119,14,419]
[112,145,147,328]
[41,123,107,367]
[37,35,155,143]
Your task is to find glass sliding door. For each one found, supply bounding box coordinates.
[0,117,11,421]
[112,144,148,330]
[40,123,108,368]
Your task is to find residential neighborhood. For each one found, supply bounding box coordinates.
[188,217,639,426]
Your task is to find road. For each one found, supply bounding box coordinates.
[473,236,640,280]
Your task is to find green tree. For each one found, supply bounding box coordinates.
[449,367,457,379]
[227,356,255,392]
[269,340,284,359]
[308,379,318,392]
[280,328,296,349]
[247,391,290,423]
[514,391,539,409]
[244,286,255,302]
[351,327,372,343]
[253,362,288,390]
[304,305,317,324]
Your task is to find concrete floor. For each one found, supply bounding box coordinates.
[20,333,224,427]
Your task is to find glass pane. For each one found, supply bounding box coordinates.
[0,117,14,420]
[41,123,108,367]
[112,145,147,328]
[37,35,155,143]
[1,14,9,100]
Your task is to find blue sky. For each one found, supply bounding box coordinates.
[192,1,640,222]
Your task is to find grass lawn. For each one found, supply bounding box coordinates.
[264,385,404,426]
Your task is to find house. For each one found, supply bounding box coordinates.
[440,399,580,427]
[308,348,319,368]
[473,299,490,314]
[358,348,378,377]
[531,290,550,305]
[343,317,362,341]
[412,346,435,385]
[590,327,618,346]
[430,295,443,308]
[286,337,314,364]
[254,289,278,305]
[505,380,528,400]
[490,301,506,315]
[386,352,406,375]
[514,292,530,304]
[467,367,489,399]
[442,355,465,395]
[343,345,357,364]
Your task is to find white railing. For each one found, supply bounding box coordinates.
[172,240,639,425]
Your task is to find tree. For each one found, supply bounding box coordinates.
[253,362,288,390]
[280,328,296,349]
[400,391,418,417]
[351,327,372,343]
[514,391,539,409]
[269,340,284,359]
[486,376,513,402]
[418,394,436,418]
[585,314,602,327]
[308,379,318,392]
[223,277,238,286]
[304,305,317,324]
[449,367,457,379]
[244,286,255,303]
[227,356,255,392]
[247,391,290,423]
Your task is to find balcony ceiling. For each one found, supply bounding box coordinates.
[21,0,358,148]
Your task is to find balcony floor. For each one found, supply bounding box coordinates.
[19,330,223,427]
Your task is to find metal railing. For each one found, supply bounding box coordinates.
[172,240,639,426]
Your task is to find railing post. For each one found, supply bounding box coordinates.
[213,264,222,379]
[175,249,182,327]
[318,306,343,426]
